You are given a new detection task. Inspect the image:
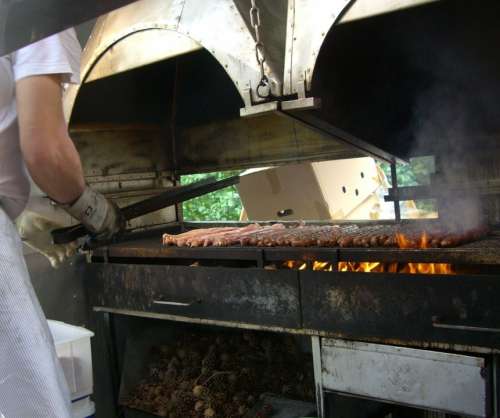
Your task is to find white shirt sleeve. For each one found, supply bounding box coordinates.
[11,28,81,84]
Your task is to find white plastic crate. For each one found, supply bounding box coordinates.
[48,320,94,401]
[72,397,95,418]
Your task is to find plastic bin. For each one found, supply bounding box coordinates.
[72,397,96,418]
[48,320,94,401]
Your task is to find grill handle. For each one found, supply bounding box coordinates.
[432,316,500,333]
[153,299,201,307]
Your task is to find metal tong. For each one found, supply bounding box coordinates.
[51,175,240,245]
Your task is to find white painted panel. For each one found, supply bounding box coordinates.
[321,339,488,417]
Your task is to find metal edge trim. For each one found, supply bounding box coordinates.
[91,307,499,354]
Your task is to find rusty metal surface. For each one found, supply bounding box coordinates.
[87,264,302,329]
[90,307,500,355]
[301,271,500,350]
[27,253,90,327]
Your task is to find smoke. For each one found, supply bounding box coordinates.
[406,20,500,230]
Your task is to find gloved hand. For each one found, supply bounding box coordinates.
[16,197,79,268]
[62,186,125,240]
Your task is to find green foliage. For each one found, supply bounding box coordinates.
[379,156,436,212]
[181,171,243,221]
[379,156,434,187]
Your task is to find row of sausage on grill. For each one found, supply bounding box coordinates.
[162,223,489,248]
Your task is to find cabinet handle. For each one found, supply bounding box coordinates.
[153,299,200,307]
[432,316,500,333]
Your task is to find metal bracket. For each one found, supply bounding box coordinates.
[240,80,318,117]
[240,101,279,117]
[278,109,405,164]
[240,87,279,117]
[153,299,201,307]
[281,80,321,111]
[432,316,500,333]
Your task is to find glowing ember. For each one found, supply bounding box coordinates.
[313,261,332,271]
[283,231,455,274]
[338,261,383,273]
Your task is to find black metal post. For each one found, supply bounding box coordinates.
[94,311,122,418]
[390,161,401,223]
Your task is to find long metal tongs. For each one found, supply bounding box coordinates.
[51,175,240,245]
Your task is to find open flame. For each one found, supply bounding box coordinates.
[284,232,455,274]
[395,231,454,274]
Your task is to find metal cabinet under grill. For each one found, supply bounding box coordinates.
[88,264,302,329]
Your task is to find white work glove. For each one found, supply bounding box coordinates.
[62,186,125,241]
[16,197,79,268]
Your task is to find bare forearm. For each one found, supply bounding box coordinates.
[24,134,85,204]
[15,74,123,238]
[16,74,85,204]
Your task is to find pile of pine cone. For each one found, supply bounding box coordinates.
[121,331,315,417]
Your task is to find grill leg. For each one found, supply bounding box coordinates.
[94,311,122,418]
[494,355,499,418]
[312,336,325,418]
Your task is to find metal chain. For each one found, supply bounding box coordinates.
[249,0,271,98]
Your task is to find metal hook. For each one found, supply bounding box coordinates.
[256,75,271,98]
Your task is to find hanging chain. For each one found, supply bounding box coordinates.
[249,0,271,98]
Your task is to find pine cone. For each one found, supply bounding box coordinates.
[204,407,216,418]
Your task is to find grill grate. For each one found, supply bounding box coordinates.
[94,229,500,266]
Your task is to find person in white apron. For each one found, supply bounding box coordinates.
[0,29,123,417]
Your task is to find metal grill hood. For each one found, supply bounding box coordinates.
[64,0,500,176]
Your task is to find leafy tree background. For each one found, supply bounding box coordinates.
[379,156,435,212]
[379,156,434,187]
[182,171,243,221]
[182,157,435,221]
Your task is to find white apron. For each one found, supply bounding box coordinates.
[0,207,71,417]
